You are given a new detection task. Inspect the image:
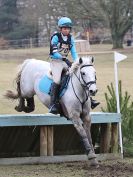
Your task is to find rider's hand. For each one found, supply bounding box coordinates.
[62,58,72,67]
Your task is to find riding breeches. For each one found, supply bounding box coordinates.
[50,59,68,84]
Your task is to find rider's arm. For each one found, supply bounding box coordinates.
[50,35,62,59]
[70,36,78,61]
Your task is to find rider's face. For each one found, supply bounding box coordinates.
[61,27,71,36]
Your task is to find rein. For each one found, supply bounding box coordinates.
[70,64,96,112]
[71,74,89,112]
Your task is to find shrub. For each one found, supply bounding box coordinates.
[101,80,133,156]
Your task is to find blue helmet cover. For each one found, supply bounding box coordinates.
[58,17,72,28]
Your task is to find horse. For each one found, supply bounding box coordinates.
[5,56,99,167]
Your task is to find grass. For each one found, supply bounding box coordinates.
[0,44,133,114]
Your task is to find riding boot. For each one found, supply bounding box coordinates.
[91,97,100,109]
[49,82,60,114]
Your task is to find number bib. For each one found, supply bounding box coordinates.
[58,43,70,57]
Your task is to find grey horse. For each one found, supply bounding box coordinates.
[5,56,99,166]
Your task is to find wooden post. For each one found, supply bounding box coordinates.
[86,31,89,41]
[100,123,111,153]
[110,123,118,153]
[75,40,90,53]
[40,126,47,156]
[47,126,54,156]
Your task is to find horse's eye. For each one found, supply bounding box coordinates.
[82,72,85,76]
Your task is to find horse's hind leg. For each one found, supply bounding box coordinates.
[24,97,35,113]
[15,97,25,112]
[15,96,35,113]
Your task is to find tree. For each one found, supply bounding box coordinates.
[18,0,68,42]
[0,0,37,41]
[66,0,103,26]
[0,0,19,38]
[99,0,133,48]
[69,0,133,48]
[35,0,68,40]
[66,0,108,41]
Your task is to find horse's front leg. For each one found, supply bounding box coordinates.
[72,118,98,167]
[82,114,94,151]
[82,113,99,166]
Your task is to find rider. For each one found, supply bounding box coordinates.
[49,16,100,114]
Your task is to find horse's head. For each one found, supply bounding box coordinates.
[78,56,97,96]
[76,56,98,96]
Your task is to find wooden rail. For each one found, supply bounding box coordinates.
[0,112,121,164]
[0,112,121,126]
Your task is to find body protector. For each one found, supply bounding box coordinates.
[50,32,72,58]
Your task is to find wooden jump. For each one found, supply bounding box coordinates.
[0,112,121,165]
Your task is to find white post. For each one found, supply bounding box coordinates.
[114,62,123,157]
[114,62,120,113]
[114,52,127,158]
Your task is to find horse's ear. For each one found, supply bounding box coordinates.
[79,57,83,64]
[91,56,94,63]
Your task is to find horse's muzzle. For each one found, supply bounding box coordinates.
[89,89,98,96]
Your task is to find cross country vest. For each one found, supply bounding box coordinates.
[50,32,72,58]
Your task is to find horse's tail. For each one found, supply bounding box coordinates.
[4,71,21,100]
[4,59,31,100]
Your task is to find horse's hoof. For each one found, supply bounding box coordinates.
[89,158,99,168]
[88,152,97,160]
[15,106,23,112]
[24,106,35,113]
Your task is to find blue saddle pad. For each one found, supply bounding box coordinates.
[39,75,70,97]
[39,75,53,95]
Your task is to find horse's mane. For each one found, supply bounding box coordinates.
[69,61,80,74]
[69,56,94,74]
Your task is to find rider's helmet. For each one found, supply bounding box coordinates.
[58,17,72,28]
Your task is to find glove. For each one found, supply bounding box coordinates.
[62,58,72,67]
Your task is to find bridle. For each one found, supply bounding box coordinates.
[70,64,97,112]
[80,64,96,89]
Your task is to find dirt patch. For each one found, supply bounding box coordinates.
[82,160,133,177]
[0,158,132,177]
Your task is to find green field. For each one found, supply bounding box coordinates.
[0,45,133,114]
